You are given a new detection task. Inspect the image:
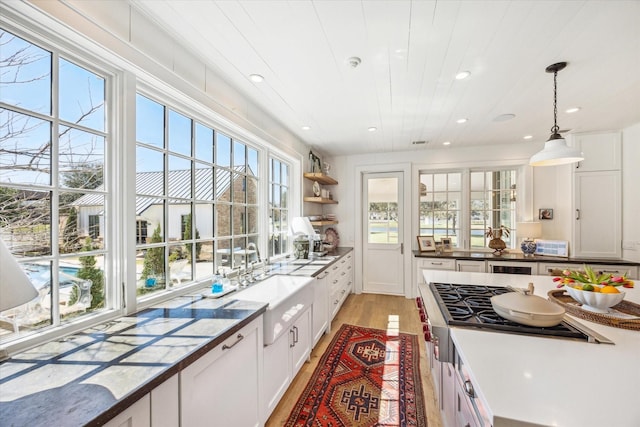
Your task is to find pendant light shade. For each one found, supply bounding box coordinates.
[529,62,584,167]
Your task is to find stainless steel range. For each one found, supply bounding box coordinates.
[418,281,612,363]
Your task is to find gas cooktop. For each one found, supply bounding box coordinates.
[429,282,589,340]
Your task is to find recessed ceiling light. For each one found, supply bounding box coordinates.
[493,113,516,122]
[455,71,471,80]
[456,118,468,124]
[249,74,264,83]
[566,107,581,113]
[368,127,377,132]
[523,135,533,140]
[301,126,311,131]
[443,141,451,146]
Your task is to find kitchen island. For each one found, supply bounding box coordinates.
[419,270,640,427]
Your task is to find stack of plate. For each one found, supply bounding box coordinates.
[324,214,337,221]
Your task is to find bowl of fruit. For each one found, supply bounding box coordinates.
[554,265,633,313]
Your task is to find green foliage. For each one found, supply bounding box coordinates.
[183,213,201,262]
[69,237,105,310]
[141,224,164,280]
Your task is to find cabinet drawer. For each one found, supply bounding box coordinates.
[419,258,456,271]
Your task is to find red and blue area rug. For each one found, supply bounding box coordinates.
[285,324,427,426]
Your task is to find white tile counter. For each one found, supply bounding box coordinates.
[422,270,640,427]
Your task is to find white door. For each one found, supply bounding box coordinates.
[363,172,404,295]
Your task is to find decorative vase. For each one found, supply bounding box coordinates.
[520,239,537,257]
[488,238,506,255]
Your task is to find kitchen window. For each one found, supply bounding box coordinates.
[269,156,290,259]
[419,169,516,250]
[0,29,109,339]
[135,94,260,298]
[0,21,296,352]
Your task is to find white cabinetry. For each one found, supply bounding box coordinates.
[312,269,330,346]
[104,375,179,427]
[574,132,621,172]
[329,252,353,321]
[454,374,480,427]
[573,131,622,258]
[103,394,150,427]
[456,260,485,272]
[151,374,179,427]
[574,171,621,258]
[263,307,311,420]
[181,317,262,427]
[441,362,456,427]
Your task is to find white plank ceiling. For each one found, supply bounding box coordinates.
[133,0,640,156]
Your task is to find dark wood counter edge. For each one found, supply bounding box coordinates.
[84,305,267,427]
[308,247,354,277]
[412,250,640,266]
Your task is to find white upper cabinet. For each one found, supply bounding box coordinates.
[574,132,621,171]
[573,131,622,258]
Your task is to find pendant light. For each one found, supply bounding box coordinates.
[529,62,584,166]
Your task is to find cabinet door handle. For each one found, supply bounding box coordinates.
[463,380,475,398]
[431,262,443,266]
[576,209,580,220]
[293,325,299,344]
[400,243,404,255]
[290,329,296,348]
[222,333,244,350]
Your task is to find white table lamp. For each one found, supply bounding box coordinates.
[0,238,39,313]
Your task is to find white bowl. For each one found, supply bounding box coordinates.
[564,285,625,313]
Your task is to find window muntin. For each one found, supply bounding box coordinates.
[419,172,462,246]
[269,157,289,258]
[419,169,516,250]
[0,30,108,342]
[135,94,260,297]
[470,170,516,249]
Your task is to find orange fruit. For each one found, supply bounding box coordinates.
[592,286,601,293]
[601,285,620,294]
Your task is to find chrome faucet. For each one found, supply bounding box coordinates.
[246,242,261,264]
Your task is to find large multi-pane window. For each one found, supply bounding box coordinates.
[419,172,462,246]
[0,30,108,339]
[470,170,516,249]
[0,24,293,350]
[134,94,260,297]
[269,157,290,258]
[419,169,516,249]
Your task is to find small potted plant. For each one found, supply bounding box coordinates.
[486,225,510,255]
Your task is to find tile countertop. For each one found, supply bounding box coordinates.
[422,270,640,427]
[0,295,267,427]
[413,250,640,266]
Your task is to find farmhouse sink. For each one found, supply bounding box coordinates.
[234,275,313,345]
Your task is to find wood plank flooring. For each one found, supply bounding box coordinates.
[265,293,444,427]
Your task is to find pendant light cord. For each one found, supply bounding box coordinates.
[551,70,559,134]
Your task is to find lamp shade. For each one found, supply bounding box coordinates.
[529,137,584,166]
[289,217,316,238]
[0,238,39,312]
[516,222,542,240]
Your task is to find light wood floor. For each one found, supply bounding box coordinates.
[265,293,443,427]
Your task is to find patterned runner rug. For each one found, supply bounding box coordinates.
[285,323,427,426]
